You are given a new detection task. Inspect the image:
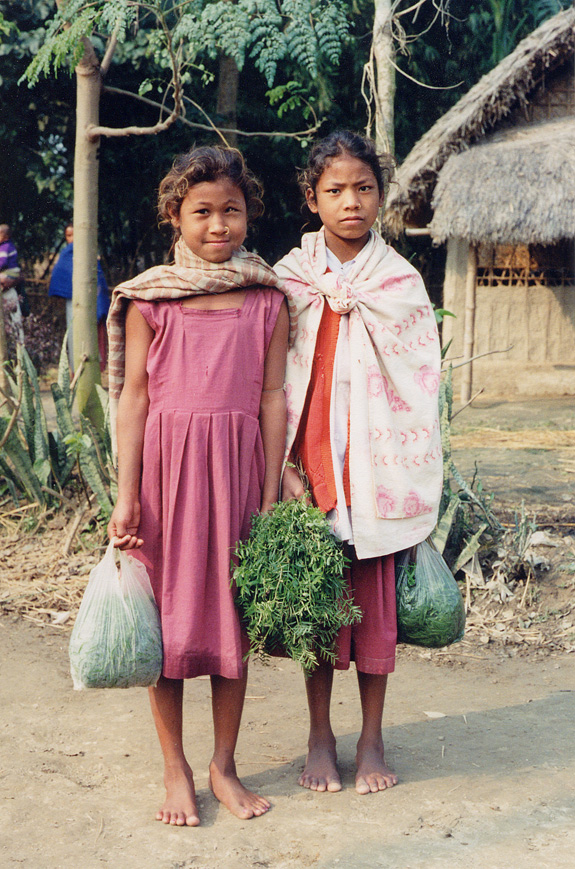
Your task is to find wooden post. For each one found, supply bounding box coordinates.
[460,245,477,404]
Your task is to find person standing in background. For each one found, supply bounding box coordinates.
[0,223,25,345]
[49,224,110,371]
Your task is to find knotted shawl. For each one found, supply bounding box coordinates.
[108,236,297,401]
[275,228,442,559]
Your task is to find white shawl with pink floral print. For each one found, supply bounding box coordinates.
[275,228,442,559]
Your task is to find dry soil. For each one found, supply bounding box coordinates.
[1,397,574,869]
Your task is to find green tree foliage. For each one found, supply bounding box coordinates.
[2,0,351,273]
[24,0,350,88]
[1,0,570,274]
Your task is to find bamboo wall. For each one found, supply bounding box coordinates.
[442,237,575,398]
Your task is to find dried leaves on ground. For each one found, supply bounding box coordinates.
[1,503,574,660]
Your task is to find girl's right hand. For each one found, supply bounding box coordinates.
[281,464,306,501]
[107,499,143,550]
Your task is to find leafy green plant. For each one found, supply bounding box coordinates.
[233,498,360,674]
[0,340,115,518]
[432,364,503,572]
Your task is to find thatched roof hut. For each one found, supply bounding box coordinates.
[429,119,575,245]
[384,8,575,401]
[384,7,575,240]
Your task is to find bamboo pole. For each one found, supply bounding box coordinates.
[460,245,477,404]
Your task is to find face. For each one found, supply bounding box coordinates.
[65,226,74,243]
[306,155,384,261]
[171,177,248,263]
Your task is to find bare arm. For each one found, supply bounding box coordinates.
[259,300,289,513]
[107,302,154,549]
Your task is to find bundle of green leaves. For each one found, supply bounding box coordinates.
[233,498,361,674]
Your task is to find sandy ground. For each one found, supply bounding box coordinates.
[1,619,574,869]
[1,396,574,868]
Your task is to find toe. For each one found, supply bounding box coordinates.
[355,776,371,795]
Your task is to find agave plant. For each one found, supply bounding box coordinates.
[0,339,115,518]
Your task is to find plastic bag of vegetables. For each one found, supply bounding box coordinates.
[395,538,465,648]
[232,498,362,674]
[69,540,163,690]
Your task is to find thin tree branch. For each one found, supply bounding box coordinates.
[101,85,321,140]
[451,387,485,419]
[449,345,514,370]
[100,26,119,77]
[390,52,464,89]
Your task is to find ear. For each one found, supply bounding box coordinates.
[305,187,319,214]
[378,189,386,208]
[168,207,180,228]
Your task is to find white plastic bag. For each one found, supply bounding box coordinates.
[69,540,163,690]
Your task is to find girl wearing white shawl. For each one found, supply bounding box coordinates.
[275,131,442,796]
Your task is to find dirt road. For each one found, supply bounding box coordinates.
[1,617,574,869]
[1,395,574,868]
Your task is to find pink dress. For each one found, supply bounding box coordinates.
[133,288,284,680]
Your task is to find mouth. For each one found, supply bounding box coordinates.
[341,216,364,223]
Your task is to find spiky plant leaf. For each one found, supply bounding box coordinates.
[0,417,45,505]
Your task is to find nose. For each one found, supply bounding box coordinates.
[209,213,228,235]
[343,190,360,210]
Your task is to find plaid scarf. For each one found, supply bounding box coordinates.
[107,237,296,400]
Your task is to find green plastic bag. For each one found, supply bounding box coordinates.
[69,541,163,690]
[395,538,465,648]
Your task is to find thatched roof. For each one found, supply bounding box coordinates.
[384,8,575,237]
[429,120,575,244]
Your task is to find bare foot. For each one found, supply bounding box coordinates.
[209,758,270,819]
[156,763,200,826]
[355,739,398,794]
[298,743,342,793]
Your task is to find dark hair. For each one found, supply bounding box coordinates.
[158,146,264,235]
[299,130,395,198]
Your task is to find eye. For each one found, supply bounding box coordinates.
[326,188,341,195]
[359,185,374,192]
[225,205,241,213]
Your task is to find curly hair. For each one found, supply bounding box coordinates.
[299,130,395,199]
[158,146,264,236]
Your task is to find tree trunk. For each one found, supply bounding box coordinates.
[73,38,104,428]
[216,54,239,148]
[372,0,395,155]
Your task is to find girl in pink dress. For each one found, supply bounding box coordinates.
[276,131,442,796]
[107,147,291,826]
